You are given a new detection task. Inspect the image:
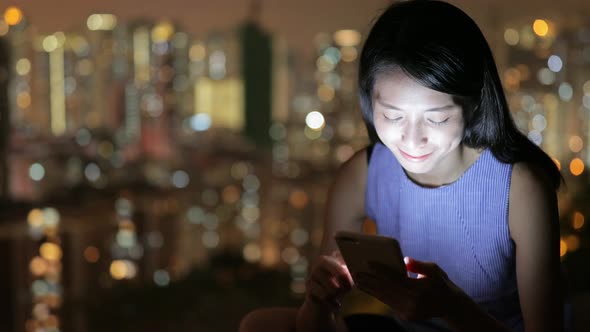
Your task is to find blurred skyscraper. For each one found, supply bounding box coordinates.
[0,36,9,200]
[240,5,273,147]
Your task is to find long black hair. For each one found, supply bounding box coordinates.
[358,0,562,190]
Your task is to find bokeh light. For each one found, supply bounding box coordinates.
[4,6,23,26]
[305,111,325,130]
[504,28,519,46]
[83,246,100,263]
[569,136,583,153]
[333,29,361,47]
[40,243,62,261]
[569,158,584,176]
[533,19,549,37]
[573,212,585,230]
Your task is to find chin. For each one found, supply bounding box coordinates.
[400,163,434,175]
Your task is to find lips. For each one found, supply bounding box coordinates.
[399,149,433,162]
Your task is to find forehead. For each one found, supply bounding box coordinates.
[372,70,455,107]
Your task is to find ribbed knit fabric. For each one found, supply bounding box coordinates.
[365,142,524,331]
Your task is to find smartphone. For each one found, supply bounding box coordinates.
[334,231,406,280]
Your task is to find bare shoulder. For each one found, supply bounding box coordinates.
[320,146,370,253]
[334,146,369,189]
[510,162,555,205]
[509,161,558,240]
[328,146,369,213]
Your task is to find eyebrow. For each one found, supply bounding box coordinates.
[376,100,455,112]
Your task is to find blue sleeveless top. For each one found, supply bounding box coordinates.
[365,142,524,331]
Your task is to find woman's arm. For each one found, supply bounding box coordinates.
[295,147,370,332]
[508,162,563,331]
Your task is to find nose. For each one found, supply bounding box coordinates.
[401,122,428,148]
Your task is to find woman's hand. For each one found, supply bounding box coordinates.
[355,257,464,321]
[305,251,354,313]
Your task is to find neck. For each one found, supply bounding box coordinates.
[406,145,480,188]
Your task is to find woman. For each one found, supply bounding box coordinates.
[240,1,564,331]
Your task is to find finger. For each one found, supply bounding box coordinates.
[404,257,443,277]
[331,250,344,263]
[320,256,354,288]
[314,264,354,300]
[307,279,341,310]
[311,267,341,294]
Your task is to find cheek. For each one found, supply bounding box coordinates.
[436,126,463,146]
[374,122,402,142]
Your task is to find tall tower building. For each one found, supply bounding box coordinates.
[240,1,273,147]
[0,36,10,201]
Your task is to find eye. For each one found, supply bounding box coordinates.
[383,113,402,122]
[427,117,450,125]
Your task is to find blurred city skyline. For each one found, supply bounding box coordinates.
[10,0,590,56]
[1,1,590,331]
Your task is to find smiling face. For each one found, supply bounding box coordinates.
[372,69,469,186]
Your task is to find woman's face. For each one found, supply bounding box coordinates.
[372,70,465,182]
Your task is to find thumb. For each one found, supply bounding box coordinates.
[404,257,439,278]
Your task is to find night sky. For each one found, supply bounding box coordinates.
[8,0,590,55]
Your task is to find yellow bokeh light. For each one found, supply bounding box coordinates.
[189,43,206,62]
[42,35,59,52]
[29,256,48,276]
[4,6,23,26]
[17,92,31,108]
[27,209,44,228]
[289,190,309,209]
[569,158,584,176]
[84,246,100,263]
[569,136,583,153]
[333,29,361,47]
[340,46,358,62]
[559,239,567,257]
[16,58,31,76]
[87,14,103,31]
[40,242,63,261]
[573,212,585,230]
[533,19,549,37]
[87,14,117,31]
[584,81,590,95]
[152,21,174,42]
[110,260,128,280]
